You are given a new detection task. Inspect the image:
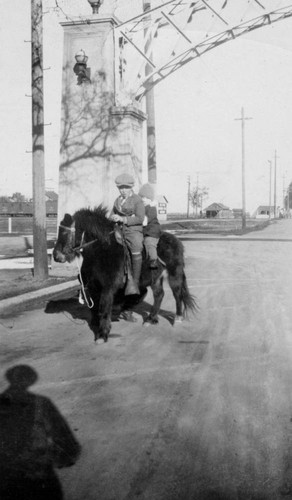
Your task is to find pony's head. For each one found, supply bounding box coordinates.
[53,206,114,263]
[53,213,76,263]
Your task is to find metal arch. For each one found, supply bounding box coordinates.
[134,5,292,101]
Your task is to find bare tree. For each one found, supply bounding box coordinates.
[189,186,209,217]
[60,71,116,171]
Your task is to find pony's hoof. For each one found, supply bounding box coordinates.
[94,330,109,343]
[94,334,108,343]
[119,311,137,322]
[95,338,105,345]
[144,315,159,325]
[174,315,183,324]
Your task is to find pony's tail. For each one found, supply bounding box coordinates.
[181,272,198,318]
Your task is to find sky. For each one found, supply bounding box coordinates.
[1,0,292,214]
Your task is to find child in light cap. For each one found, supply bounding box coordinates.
[138,183,161,269]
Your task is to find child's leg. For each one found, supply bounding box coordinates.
[144,237,159,267]
[124,229,143,289]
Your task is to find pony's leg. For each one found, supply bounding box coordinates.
[95,289,114,342]
[87,281,101,331]
[168,272,184,323]
[120,295,138,322]
[144,277,164,325]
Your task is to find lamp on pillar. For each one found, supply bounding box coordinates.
[87,0,103,14]
[73,49,91,85]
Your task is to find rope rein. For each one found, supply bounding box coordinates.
[76,256,94,309]
[59,224,75,232]
[74,230,116,309]
[73,230,115,253]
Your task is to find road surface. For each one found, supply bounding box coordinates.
[1,219,292,499]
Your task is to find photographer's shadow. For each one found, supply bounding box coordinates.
[0,365,81,500]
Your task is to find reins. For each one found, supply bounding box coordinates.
[73,230,115,253]
[59,224,100,253]
[59,224,75,232]
[76,256,94,309]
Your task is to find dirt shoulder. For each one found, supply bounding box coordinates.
[0,268,75,301]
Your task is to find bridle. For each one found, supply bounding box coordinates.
[59,223,76,249]
[58,222,114,254]
[59,223,91,253]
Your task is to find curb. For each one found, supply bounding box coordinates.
[0,279,80,317]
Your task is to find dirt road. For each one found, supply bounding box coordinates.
[1,219,292,499]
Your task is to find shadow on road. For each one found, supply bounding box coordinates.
[0,365,81,500]
[45,295,176,334]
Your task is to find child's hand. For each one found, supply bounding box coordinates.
[111,214,125,223]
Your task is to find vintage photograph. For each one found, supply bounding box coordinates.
[1,1,292,498]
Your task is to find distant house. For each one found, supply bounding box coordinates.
[253,205,275,218]
[0,191,58,217]
[45,191,58,216]
[232,208,243,219]
[45,191,58,202]
[0,201,33,216]
[205,202,233,219]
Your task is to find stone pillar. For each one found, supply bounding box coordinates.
[57,16,146,221]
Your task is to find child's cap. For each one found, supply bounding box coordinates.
[115,173,135,187]
[138,183,154,201]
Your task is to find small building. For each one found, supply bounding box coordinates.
[205,202,233,219]
[0,191,58,217]
[45,191,58,202]
[253,205,275,219]
[232,208,243,219]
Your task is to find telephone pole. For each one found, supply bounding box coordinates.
[282,172,286,212]
[274,150,279,218]
[187,175,190,218]
[268,160,272,219]
[31,0,48,279]
[196,173,199,217]
[143,0,157,186]
[235,107,252,231]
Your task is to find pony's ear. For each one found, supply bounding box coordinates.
[62,213,73,226]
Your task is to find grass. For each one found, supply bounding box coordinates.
[163,217,269,235]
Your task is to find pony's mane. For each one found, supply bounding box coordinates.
[74,205,114,241]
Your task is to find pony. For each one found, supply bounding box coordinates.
[53,206,197,342]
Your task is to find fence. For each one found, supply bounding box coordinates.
[0,217,57,236]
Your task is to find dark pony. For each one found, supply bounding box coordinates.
[53,206,197,342]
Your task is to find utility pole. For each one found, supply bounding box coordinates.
[274,150,279,218]
[143,1,157,186]
[268,160,272,219]
[187,176,190,218]
[196,173,199,217]
[282,173,286,212]
[31,0,48,279]
[235,107,252,231]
